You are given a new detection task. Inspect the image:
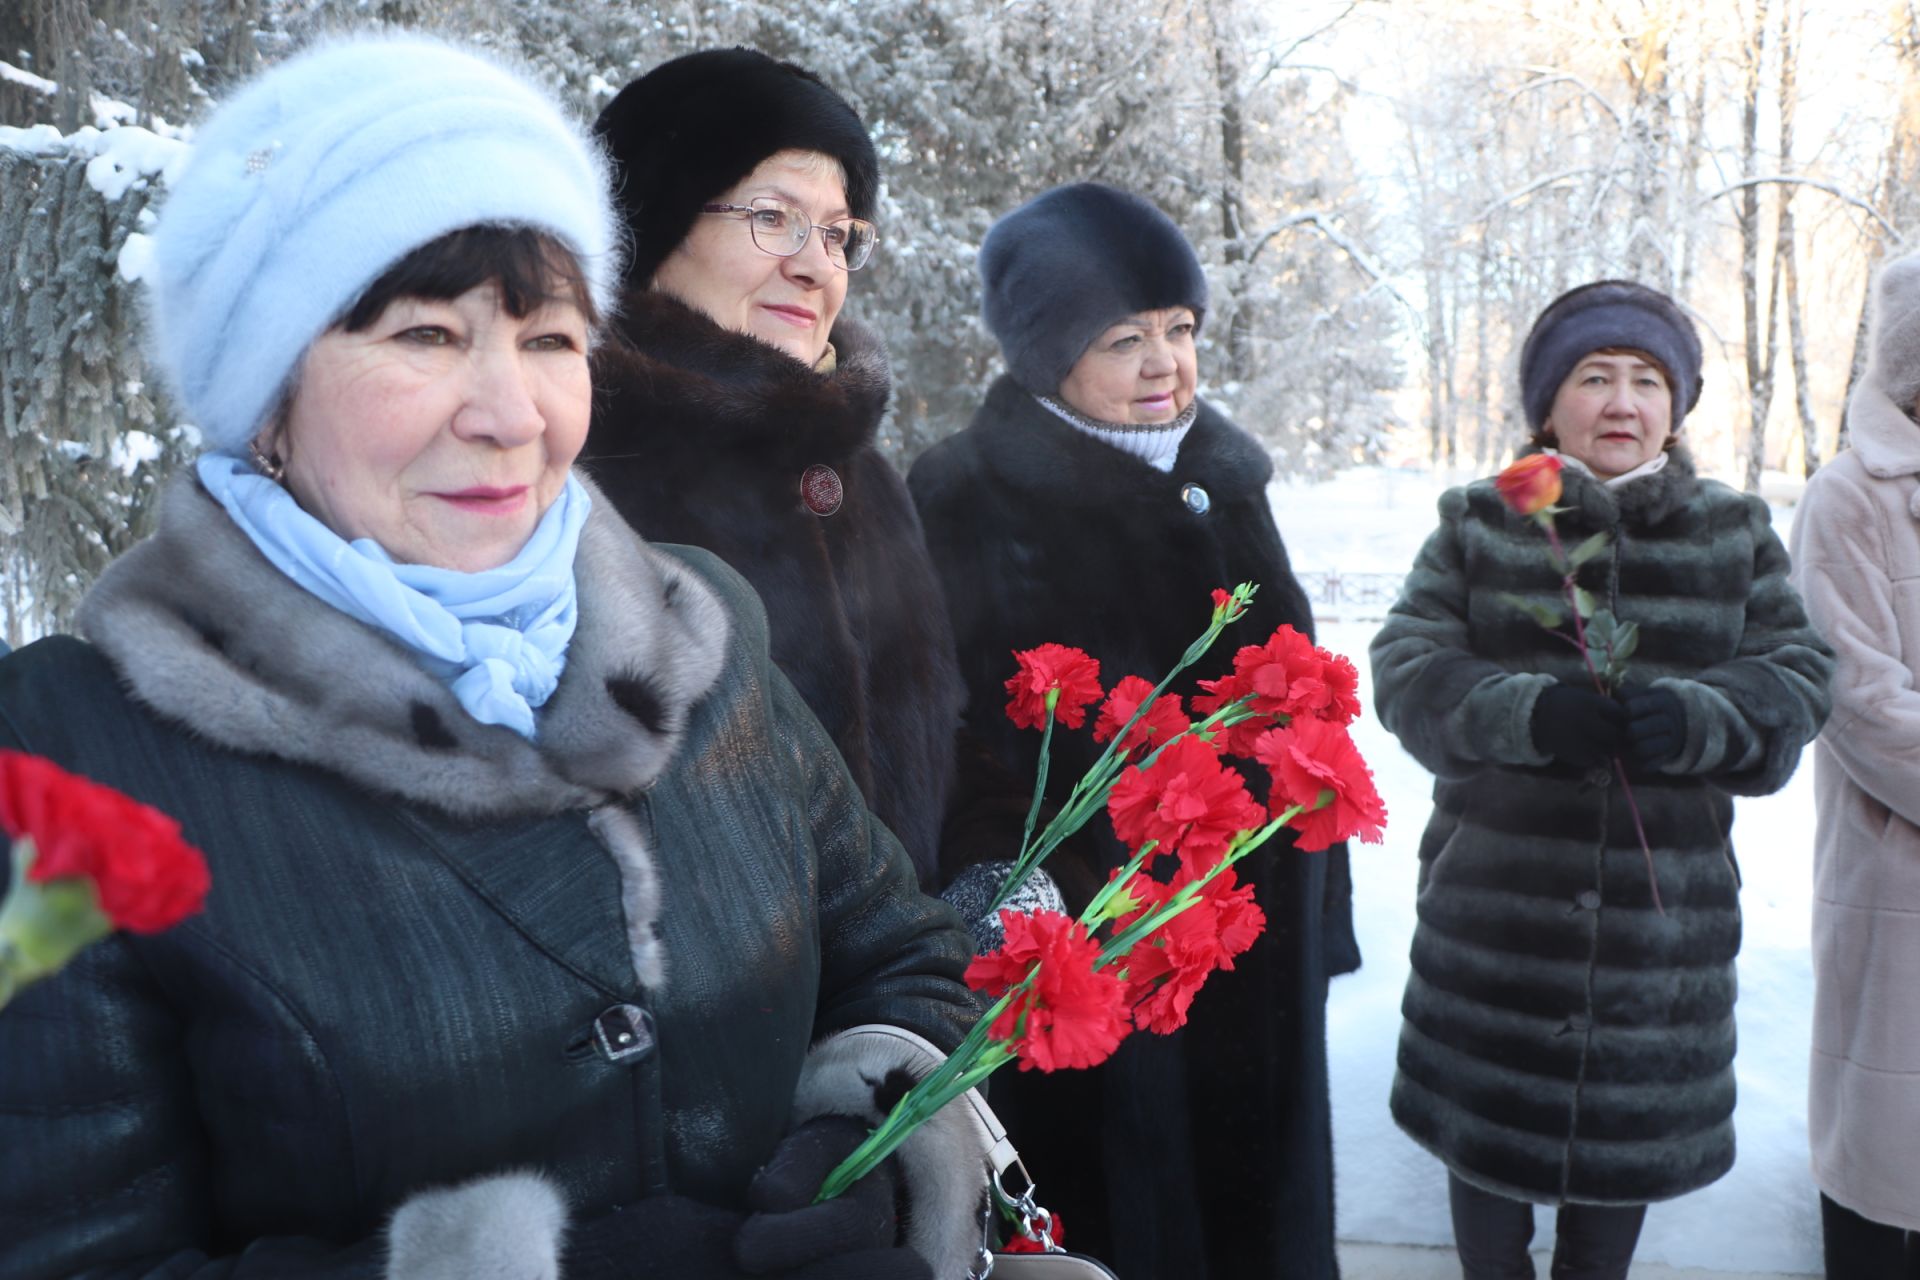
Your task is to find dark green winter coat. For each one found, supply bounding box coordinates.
[1370,447,1832,1206]
[0,475,982,1278]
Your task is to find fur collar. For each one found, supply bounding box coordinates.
[77,473,730,821]
[591,288,890,469]
[1518,440,1701,530]
[968,373,1273,501]
[1846,375,1920,485]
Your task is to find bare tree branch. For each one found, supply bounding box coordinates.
[1698,176,1904,242]
[1504,66,1625,125]
[1452,166,1601,229]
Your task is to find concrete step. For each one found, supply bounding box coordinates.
[1339,1240,1817,1279]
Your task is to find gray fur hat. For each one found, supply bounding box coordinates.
[978,183,1208,396]
[1519,280,1703,436]
[1868,251,1920,412]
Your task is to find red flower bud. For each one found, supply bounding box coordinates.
[1495,454,1563,517]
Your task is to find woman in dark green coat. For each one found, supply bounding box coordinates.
[0,36,980,1280]
[1371,280,1833,1279]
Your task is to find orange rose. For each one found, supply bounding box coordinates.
[1494,453,1563,516]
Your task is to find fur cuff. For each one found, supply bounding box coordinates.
[386,1171,568,1280]
[794,1026,992,1276]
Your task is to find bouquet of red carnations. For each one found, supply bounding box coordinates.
[0,750,210,1010]
[815,583,1386,1204]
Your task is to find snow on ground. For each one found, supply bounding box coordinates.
[1271,466,1821,1276]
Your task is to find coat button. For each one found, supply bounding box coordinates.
[1577,890,1602,910]
[1586,766,1613,788]
[1180,482,1211,515]
[593,1004,656,1064]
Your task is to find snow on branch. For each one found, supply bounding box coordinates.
[0,58,58,96]
[1245,211,1423,333]
[1696,176,1903,243]
[1455,166,1600,229]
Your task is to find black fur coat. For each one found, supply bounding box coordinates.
[1370,447,1833,1206]
[909,375,1357,1279]
[585,291,963,884]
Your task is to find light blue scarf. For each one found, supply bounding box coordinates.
[196,452,589,739]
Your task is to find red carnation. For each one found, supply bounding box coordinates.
[964,910,1131,1073]
[1002,1213,1066,1253]
[1003,644,1104,731]
[1118,867,1266,1034]
[1106,736,1266,874]
[1230,626,1361,725]
[0,751,209,934]
[1252,719,1388,852]
[1091,676,1190,756]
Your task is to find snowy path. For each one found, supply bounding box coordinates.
[1271,469,1822,1275]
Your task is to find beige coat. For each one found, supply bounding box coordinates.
[1790,375,1920,1232]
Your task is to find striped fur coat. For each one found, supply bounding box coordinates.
[1369,445,1832,1206]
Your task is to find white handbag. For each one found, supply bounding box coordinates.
[834,1025,1120,1279]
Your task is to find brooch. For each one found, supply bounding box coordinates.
[801,463,844,517]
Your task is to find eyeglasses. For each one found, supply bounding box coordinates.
[700,198,879,271]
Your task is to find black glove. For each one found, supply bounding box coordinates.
[1530,683,1628,769]
[562,1193,745,1280]
[734,1114,931,1280]
[1622,685,1685,768]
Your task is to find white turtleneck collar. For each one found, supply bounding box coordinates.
[1035,395,1198,473]
[1547,447,1671,490]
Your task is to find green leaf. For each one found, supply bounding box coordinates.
[1498,592,1564,629]
[1612,621,1640,666]
[1566,532,1611,568]
[1572,587,1597,619]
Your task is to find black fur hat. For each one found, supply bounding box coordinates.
[979,183,1209,396]
[1519,279,1704,436]
[594,48,879,288]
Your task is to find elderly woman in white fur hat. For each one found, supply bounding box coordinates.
[1791,252,1920,1273]
[0,35,985,1280]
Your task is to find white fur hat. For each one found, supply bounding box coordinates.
[1869,251,1920,413]
[148,34,619,453]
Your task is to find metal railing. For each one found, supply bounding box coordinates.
[1295,571,1406,620]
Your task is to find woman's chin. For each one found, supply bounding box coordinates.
[750,322,825,367]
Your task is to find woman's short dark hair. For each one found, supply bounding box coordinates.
[339,225,601,334]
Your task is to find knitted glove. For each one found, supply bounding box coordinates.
[1530,683,1628,769]
[734,1115,932,1280]
[1621,685,1686,768]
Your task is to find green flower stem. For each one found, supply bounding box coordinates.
[812,991,1024,1202]
[0,837,113,1011]
[1016,693,1060,858]
[816,792,1318,1204]
[1078,844,1158,928]
[1093,808,1300,968]
[988,693,1263,914]
[1532,515,1663,914]
[989,585,1260,913]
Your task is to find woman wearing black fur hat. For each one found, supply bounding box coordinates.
[583,49,962,889]
[909,182,1357,1280]
[1371,280,1833,1279]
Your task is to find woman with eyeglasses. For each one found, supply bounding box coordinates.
[583,50,963,892]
